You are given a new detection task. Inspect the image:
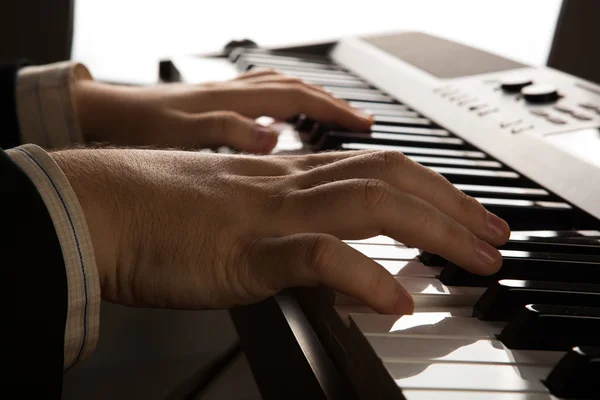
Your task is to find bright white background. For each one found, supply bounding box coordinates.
[72,0,563,83]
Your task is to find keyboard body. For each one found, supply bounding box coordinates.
[168,31,600,400]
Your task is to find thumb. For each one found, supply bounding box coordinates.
[191,111,279,154]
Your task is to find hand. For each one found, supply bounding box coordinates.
[72,70,373,154]
[52,149,510,314]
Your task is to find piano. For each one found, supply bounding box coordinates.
[163,1,600,399]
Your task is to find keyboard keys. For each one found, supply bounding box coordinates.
[499,304,600,350]
[473,279,600,321]
[545,346,600,399]
[402,390,558,400]
[386,361,550,392]
[322,131,465,149]
[366,336,562,365]
[350,313,503,339]
[374,115,432,126]
[341,142,487,158]
[371,125,449,136]
[439,250,600,286]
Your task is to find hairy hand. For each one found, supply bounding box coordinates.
[73,70,372,154]
[52,149,510,314]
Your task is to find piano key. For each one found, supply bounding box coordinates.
[371,125,449,136]
[348,101,410,112]
[439,250,600,286]
[350,313,504,339]
[330,90,395,103]
[476,199,578,230]
[375,260,442,278]
[545,346,600,399]
[336,276,484,308]
[344,235,400,245]
[234,50,332,64]
[431,167,524,186]
[510,230,600,239]
[341,142,487,158]
[501,237,600,255]
[271,68,364,83]
[499,304,600,351]
[346,243,420,260]
[368,336,563,366]
[409,156,502,168]
[402,390,560,400]
[374,115,433,126]
[473,279,600,321]
[373,110,421,118]
[322,132,465,150]
[238,57,341,71]
[385,361,550,392]
[455,184,551,200]
[302,76,371,89]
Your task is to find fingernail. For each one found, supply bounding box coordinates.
[487,212,510,239]
[356,109,374,121]
[394,286,415,315]
[474,238,502,273]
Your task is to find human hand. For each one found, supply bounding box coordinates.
[52,149,509,314]
[72,70,372,154]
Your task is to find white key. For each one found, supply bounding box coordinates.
[347,243,420,260]
[351,313,504,339]
[336,277,483,307]
[376,260,441,278]
[402,390,560,400]
[344,235,403,246]
[387,361,551,392]
[367,336,564,366]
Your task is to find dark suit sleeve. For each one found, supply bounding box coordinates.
[0,61,29,149]
[0,147,67,398]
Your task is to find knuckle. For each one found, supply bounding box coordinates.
[308,234,339,275]
[212,110,241,133]
[362,179,391,211]
[457,191,478,217]
[379,150,407,175]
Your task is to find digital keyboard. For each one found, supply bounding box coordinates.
[172,30,600,400]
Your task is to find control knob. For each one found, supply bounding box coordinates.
[521,84,560,104]
[500,76,533,93]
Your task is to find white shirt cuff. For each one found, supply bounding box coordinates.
[6,144,101,370]
[16,62,92,149]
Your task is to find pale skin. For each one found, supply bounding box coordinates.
[53,70,510,315]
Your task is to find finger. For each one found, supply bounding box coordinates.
[185,111,278,154]
[276,179,503,276]
[246,234,414,314]
[295,151,510,246]
[233,68,279,80]
[204,84,373,131]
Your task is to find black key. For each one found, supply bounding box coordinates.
[455,184,553,201]
[473,279,600,321]
[477,198,581,231]
[341,142,487,158]
[439,250,600,287]
[433,167,525,186]
[499,304,600,350]
[545,346,600,399]
[501,237,600,255]
[318,131,465,150]
[510,230,600,239]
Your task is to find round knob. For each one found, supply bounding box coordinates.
[500,76,533,93]
[521,84,560,104]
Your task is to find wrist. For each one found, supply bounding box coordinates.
[50,149,123,292]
